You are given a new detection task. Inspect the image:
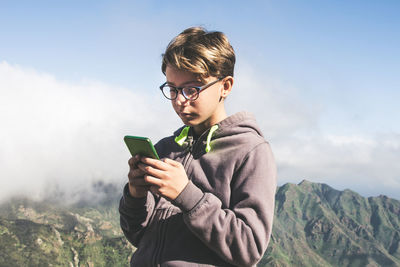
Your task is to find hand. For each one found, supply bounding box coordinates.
[137,157,189,200]
[127,155,151,198]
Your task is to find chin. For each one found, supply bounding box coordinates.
[180,119,198,127]
[181,120,196,127]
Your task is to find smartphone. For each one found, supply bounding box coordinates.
[124,135,160,159]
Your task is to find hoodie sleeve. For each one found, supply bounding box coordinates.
[172,142,277,266]
[119,184,156,247]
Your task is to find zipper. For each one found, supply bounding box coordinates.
[181,137,194,169]
[157,207,172,263]
[181,129,211,170]
[151,129,212,265]
[152,207,172,266]
[152,210,162,266]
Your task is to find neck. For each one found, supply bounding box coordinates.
[193,107,227,136]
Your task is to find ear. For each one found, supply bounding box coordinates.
[220,76,234,99]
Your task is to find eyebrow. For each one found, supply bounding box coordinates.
[166,80,201,87]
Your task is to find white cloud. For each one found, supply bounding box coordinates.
[1,61,399,204]
[274,132,400,199]
[0,61,178,203]
[227,63,319,139]
[227,63,400,200]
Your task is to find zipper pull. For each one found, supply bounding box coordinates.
[184,135,194,153]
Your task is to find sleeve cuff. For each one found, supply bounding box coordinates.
[122,183,149,209]
[172,181,204,212]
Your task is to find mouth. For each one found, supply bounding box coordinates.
[179,112,197,119]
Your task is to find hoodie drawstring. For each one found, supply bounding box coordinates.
[174,126,190,146]
[205,125,219,152]
[174,125,219,153]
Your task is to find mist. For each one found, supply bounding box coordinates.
[1,61,400,204]
[0,61,178,203]
[231,63,400,200]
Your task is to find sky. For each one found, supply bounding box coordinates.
[1,0,399,203]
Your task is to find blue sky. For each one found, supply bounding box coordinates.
[1,1,399,201]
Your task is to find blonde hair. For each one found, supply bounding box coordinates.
[162,27,235,82]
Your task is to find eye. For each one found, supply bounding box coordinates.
[168,87,177,96]
[183,87,198,96]
[161,85,177,99]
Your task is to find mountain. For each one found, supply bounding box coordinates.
[0,183,135,267]
[261,180,400,267]
[0,180,399,267]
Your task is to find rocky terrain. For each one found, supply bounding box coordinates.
[1,180,399,266]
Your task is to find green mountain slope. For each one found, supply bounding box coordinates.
[261,180,400,267]
[0,184,135,267]
[0,180,399,267]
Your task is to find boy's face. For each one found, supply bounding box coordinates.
[165,66,232,135]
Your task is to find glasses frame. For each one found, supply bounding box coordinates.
[160,77,224,101]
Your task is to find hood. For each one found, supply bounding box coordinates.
[174,111,264,153]
[214,111,264,139]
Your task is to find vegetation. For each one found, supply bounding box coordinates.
[0,180,399,266]
[262,180,400,267]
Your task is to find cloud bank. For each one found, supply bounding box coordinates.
[0,61,178,203]
[1,61,399,203]
[230,64,400,199]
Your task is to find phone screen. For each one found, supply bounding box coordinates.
[124,136,159,159]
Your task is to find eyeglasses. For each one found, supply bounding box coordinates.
[159,77,223,101]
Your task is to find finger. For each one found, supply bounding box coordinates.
[130,168,146,177]
[162,158,181,167]
[128,155,141,167]
[144,175,163,187]
[129,178,151,186]
[137,162,166,178]
[128,168,146,181]
[128,171,145,180]
[130,184,151,192]
[141,157,169,170]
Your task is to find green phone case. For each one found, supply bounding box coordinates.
[124,136,159,159]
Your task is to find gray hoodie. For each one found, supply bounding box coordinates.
[119,111,277,266]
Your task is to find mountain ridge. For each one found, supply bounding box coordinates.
[262,180,400,266]
[1,180,399,266]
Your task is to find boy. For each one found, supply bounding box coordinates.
[119,27,277,266]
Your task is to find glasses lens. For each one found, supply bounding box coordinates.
[182,87,198,100]
[161,85,176,99]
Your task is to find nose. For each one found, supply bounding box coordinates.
[174,90,189,105]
